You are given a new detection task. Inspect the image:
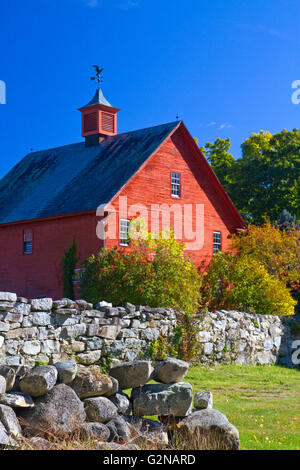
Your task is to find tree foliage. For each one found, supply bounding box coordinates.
[201,252,296,316]
[80,224,201,313]
[202,129,300,224]
[61,238,80,300]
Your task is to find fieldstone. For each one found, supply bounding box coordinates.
[194,392,213,410]
[131,382,193,417]
[0,392,34,408]
[80,422,110,441]
[106,415,132,442]
[109,391,132,416]
[84,397,118,423]
[178,409,240,450]
[0,336,4,348]
[21,340,41,356]
[0,404,22,440]
[126,417,168,446]
[27,436,53,450]
[94,441,140,450]
[31,298,53,312]
[109,360,154,389]
[60,324,86,340]
[0,366,15,391]
[19,366,58,397]
[0,292,17,302]
[20,384,86,435]
[0,421,9,445]
[32,312,51,326]
[0,376,6,395]
[0,322,9,332]
[153,358,189,384]
[69,366,117,398]
[54,361,77,384]
[98,325,121,340]
[77,350,101,365]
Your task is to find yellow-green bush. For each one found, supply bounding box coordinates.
[201,252,296,316]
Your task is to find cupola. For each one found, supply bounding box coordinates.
[79,67,120,146]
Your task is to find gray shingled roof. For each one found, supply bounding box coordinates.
[0,121,179,224]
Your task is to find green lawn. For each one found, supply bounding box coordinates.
[185,364,300,450]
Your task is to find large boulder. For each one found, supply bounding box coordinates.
[0,366,16,392]
[19,366,58,397]
[80,422,110,441]
[153,358,189,384]
[19,384,86,436]
[194,392,213,410]
[178,409,240,450]
[109,361,154,389]
[54,361,77,384]
[0,404,22,446]
[0,392,34,408]
[108,391,132,416]
[84,397,118,423]
[131,382,193,417]
[69,366,117,399]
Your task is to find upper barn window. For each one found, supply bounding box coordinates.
[120,219,130,246]
[171,172,181,198]
[213,231,222,254]
[23,229,33,255]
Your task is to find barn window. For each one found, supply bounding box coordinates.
[213,232,222,254]
[120,219,130,246]
[23,229,33,254]
[171,172,181,198]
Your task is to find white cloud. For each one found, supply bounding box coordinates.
[207,121,217,127]
[117,1,139,10]
[219,122,233,129]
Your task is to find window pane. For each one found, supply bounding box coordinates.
[120,219,130,246]
[213,232,222,254]
[171,172,181,197]
[23,229,33,254]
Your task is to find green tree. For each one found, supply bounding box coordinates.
[202,129,300,224]
[61,239,79,300]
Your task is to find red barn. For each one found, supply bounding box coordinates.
[0,89,245,299]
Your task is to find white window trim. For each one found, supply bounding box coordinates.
[171,172,181,198]
[213,231,222,254]
[120,219,130,246]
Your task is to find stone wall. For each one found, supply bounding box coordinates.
[0,292,299,368]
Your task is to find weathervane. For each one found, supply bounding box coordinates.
[90,65,104,89]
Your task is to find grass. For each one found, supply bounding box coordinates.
[185,364,300,450]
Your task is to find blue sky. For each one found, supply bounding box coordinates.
[0,0,299,178]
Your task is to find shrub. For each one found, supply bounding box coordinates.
[80,225,201,313]
[201,252,296,316]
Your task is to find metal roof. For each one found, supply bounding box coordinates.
[0,121,179,224]
[83,89,112,108]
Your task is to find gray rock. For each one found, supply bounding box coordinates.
[126,417,168,446]
[194,392,213,410]
[94,441,140,450]
[21,340,41,355]
[106,415,132,442]
[153,358,189,384]
[84,397,118,423]
[131,382,193,417]
[98,325,121,340]
[69,366,117,398]
[178,409,240,450]
[0,376,6,395]
[0,292,17,302]
[110,360,154,389]
[19,366,58,397]
[31,298,53,311]
[27,436,53,450]
[77,350,101,365]
[109,391,132,415]
[80,422,110,441]
[32,312,51,326]
[0,420,9,445]
[0,404,22,440]
[54,361,77,384]
[0,392,34,408]
[0,366,16,391]
[19,384,86,435]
